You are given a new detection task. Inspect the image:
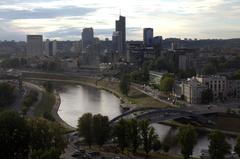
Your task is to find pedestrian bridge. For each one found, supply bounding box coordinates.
[109,107,216,125]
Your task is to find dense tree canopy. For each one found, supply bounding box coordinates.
[0,111,66,159]
[77,113,93,147]
[208,131,231,159]
[140,120,159,158]
[160,73,175,92]
[235,136,240,157]
[78,113,110,147]
[0,111,30,159]
[113,119,130,152]
[177,125,197,159]
[201,89,214,104]
[92,114,110,147]
[0,82,16,107]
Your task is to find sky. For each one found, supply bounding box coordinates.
[0,0,240,41]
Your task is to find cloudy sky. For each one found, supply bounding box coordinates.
[0,0,240,41]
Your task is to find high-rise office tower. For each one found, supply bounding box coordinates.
[52,40,58,56]
[82,28,94,51]
[144,28,154,47]
[153,36,163,57]
[26,35,43,56]
[112,31,122,52]
[115,16,126,58]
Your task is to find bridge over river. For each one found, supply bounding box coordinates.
[110,106,224,125]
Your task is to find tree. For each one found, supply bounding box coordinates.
[43,81,54,93]
[160,73,175,93]
[177,125,197,159]
[28,118,67,157]
[202,63,217,75]
[152,140,161,152]
[201,89,214,104]
[113,119,129,153]
[119,74,131,96]
[208,131,231,159]
[0,111,30,159]
[92,114,110,147]
[0,83,16,107]
[77,113,93,147]
[128,119,141,155]
[31,148,60,159]
[140,120,159,158]
[234,136,240,157]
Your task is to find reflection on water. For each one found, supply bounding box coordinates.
[58,85,121,127]
[58,85,236,157]
[153,124,236,157]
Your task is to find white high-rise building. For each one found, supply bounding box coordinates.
[26,35,43,56]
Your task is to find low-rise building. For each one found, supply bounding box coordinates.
[174,75,240,104]
[196,75,227,100]
[181,77,207,104]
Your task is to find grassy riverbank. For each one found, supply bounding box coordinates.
[23,72,170,108]
[34,90,56,117]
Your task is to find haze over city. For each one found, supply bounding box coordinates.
[0,0,240,41]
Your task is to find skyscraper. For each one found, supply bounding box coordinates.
[26,35,43,56]
[82,28,94,51]
[144,28,154,47]
[112,31,122,53]
[115,16,126,58]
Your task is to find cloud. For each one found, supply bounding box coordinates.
[0,0,240,40]
[0,6,97,20]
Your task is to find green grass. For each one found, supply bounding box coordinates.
[34,91,56,117]
[212,115,240,133]
[24,72,171,108]
[97,80,170,108]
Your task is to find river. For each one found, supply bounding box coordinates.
[58,84,236,157]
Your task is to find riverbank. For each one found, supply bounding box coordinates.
[23,72,170,108]
[51,91,76,131]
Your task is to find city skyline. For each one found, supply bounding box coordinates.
[0,0,240,41]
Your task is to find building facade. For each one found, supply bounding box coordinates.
[144,28,154,47]
[175,75,240,104]
[26,35,43,56]
[196,75,227,100]
[115,16,126,59]
[82,28,94,51]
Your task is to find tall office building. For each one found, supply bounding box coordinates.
[115,16,126,58]
[112,31,122,52]
[82,28,94,51]
[153,36,163,57]
[26,35,43,56]
[144,28,154,46]
[52,40,58,56]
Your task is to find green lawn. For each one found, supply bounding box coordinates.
[212,115,240,133]
[93,80,170,108]
[34,91,55,117]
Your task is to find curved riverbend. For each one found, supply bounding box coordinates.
[58,85,121,127]
[58,84,236,157]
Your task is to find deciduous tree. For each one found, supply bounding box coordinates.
[140,120,158,158]
[77,113,93,147]
[208,131,231,159]
[177,125,197,159]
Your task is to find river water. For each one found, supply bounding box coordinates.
[58,84,236,157]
